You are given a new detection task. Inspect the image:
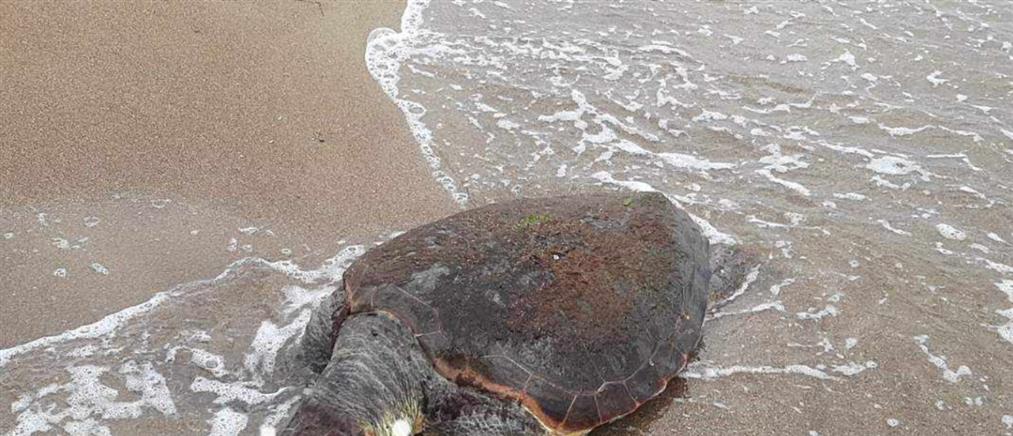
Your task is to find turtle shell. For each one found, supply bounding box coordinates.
[341,192,710,432]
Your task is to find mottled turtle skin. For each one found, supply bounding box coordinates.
[288,192,711,435]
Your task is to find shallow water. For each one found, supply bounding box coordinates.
[3,0,1013,434]
[0,245,370,435]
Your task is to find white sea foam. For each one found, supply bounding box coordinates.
[683,362,838,381]
[89,262,110,275]
[831,49,858,69]
[796,305,840,321]
[258,397,301,434]
[769,278,795,296]
[708,301,785,321]
[365,0,468,205]
[913,335,972,383]
[878,219,912,236]
[190,377,282,406]
[208,407,249,436]
[591,171,658,194]
[786,53,808,62]
[657,152,736,171]
[833,192,867,201]
[167,346,229,378]
[713,265,761,309]
[8,363,177,435]
[877,124,933,137]
[832,361,878,376]
[244,310,313,377]
[995,281,1013,345]
[998,280,1013,303]
[979,257,1013,275]
[845,338,858,350]
[926,70,949,87]
[756,169,811,196]
[936,223,967,241]
[866,156,925,177]
[0,292,173,368]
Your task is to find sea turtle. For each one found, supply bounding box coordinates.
[286,191,712,435]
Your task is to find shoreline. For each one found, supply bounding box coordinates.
[0,0,456,348]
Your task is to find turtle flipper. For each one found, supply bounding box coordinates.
[422,390,543,436]
[286,312,432,436]
[297,283,348,374]
[707,243,758,309]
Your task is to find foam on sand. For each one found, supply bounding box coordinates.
[0,292,175,368]
[935,223,967,241]
[208,407,249,436]
[995,280,1013,345]
[913,335,972,383]
[8,363,176,435]
[683,362,838,381]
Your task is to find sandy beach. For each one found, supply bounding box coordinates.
[0,0,455,348]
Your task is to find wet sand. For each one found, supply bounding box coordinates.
[0,0,456,348]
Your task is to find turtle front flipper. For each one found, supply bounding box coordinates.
[285,312,432,436]
[707,243,759,310]
[296,283,348,374]
[421,389,544,436]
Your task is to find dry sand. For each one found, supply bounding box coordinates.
[0,0,456,348]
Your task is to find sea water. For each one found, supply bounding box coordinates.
[3,1,1012,434]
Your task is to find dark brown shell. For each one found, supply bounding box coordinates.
[341,192,710,432]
